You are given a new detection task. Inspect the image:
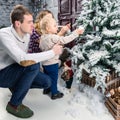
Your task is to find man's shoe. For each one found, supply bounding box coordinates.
[51,92,64,100]
[6,102,34,118]
[43,88,51,94]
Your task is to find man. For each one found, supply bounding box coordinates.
[0,5,63,118]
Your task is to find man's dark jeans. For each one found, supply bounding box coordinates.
[0,63,51,106]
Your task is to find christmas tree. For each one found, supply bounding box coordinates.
[70,0,120,93]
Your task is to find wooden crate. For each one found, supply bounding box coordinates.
[105,97,120,120]
[81,69,120,93]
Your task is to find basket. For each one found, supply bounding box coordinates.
[81,69,120,93]
[105,96,120,120]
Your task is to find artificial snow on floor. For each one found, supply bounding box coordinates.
[0,79,114,120]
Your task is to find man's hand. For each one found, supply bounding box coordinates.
[20,60,36,67]
[52,43,63,55]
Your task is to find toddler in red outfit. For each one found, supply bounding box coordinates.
[61,59,74,91]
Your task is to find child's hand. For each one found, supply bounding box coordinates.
[61,23,71,32]
[58,23,71,36]
[75,27,84,35]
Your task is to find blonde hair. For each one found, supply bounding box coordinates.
[40,16,55,34]
[34,10,53,34]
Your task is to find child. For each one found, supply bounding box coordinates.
[28,10,71,95]
[39,16,84,100]
[28,10,70,53]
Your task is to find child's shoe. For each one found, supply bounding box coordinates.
[43,88,51,94]
[51,92,64,100]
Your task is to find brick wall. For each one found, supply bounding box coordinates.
[0,0,30,27]
[0,0,58,27]
[44,0,58,21]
